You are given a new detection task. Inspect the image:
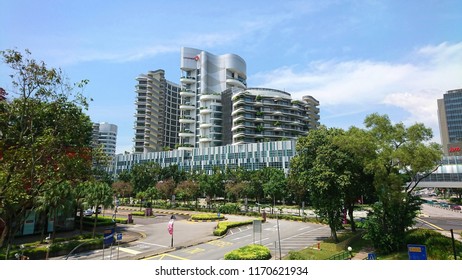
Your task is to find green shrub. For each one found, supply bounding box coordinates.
[191,213,225,221]
[218,203,242,214]
[224,244,271,260]
[213,220,255,236]
[286,251,306,260]
[131,211,146,216]
[404,229,462,260]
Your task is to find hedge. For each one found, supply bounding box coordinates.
[224,244,272,260]
[191,213,225,221]
[213,220,256,236]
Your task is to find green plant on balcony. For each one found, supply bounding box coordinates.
[274,121,281,126]
[256,111,263,117]
[255,95,262,101]
[256,125,264,133]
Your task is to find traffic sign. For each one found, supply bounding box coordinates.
[367,253,377,260]
[116,233,123,241]
[407,244,427,260]
[103,228,115,246]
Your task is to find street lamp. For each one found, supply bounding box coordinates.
[347,246,353,259]
[15,244,25,260]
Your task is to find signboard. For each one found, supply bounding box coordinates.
[116,233,123,241]
[104,228,115,246]
[407,244,427,260]
[367,253,377,260]
[253,220,262,233]
[168,219,174,235]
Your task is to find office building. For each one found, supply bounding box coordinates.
[437,88,462,155]
[134,70,181,153]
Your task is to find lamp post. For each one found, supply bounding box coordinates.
[347,246,353,260]
[15,244,25,260]
[168,215,175,248]
[45,234,51,260]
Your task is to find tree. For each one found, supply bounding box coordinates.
[362,113,442,253]
[290,126,354,242]
[333,126,376,232]
[176,179,200,207]
[155,178,177,201]
[199,167,225,209]
[0,49,93,252]
[261,167,287,214]
[112,181,133,200]
[130,162,161,194]
[84,181,114,238]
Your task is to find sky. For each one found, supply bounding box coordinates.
[1,0,461,154]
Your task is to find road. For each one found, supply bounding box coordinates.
[57,202,461,260]
[59,209,331,260]
[144,218,331,260]
[416,203,462,235]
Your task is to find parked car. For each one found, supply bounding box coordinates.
[83,209,94,216]
[450,205,461,210]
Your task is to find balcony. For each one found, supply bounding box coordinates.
[231,123,245,131]
[180,76,196,84]
[231,107,245,116]
[178,145,194,151]
[233,115,245,122]
[180,89,195,97]
[226,78,246,88]
[200,107,212,114]
[179,117,195,124]
[200,122,212,129]
[180,103,195,110]
[199,137,212,143]
[179,131,194,137]
[272,110,283,115]
[200,94,221,102]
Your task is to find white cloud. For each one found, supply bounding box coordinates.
[252,41,462,143]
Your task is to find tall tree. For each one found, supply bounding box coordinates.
[261,167,287,214]
[290,126,355,242]
[175,179,200,207]
[362,113,442,253]
[0,49,93,252]
[130,162,161,194]
[334,126,376,232]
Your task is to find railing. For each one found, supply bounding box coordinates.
[328,251,351,260]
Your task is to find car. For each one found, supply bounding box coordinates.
[450,205,461,210]
[83,209,94,216]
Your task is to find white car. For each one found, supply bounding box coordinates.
[83,209,94,216]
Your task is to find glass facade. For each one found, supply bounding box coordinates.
[111,140,295,175]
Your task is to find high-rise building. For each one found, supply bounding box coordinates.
[437,88,462,155]
[231,88,320,144]
[134,70,181,153]
[178,47,247,150]
[133,48,320,154]
[92,122,118,160]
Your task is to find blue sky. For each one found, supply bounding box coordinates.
[2,0,461,154]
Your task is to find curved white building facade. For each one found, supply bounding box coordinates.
[179,47,247,150]
[231,88,320,144]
